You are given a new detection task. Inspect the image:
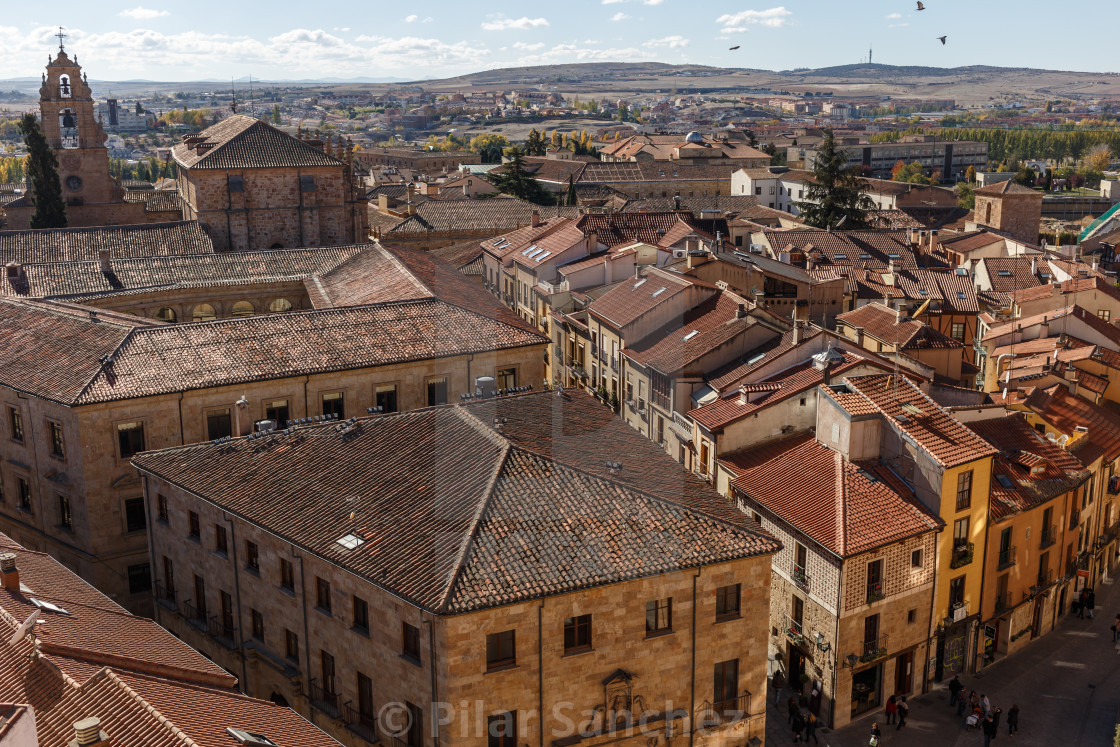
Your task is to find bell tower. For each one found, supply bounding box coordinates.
[34,28,131,221]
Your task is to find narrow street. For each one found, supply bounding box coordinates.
[763,574,1120,746]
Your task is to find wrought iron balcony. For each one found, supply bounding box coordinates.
[154,581,177,610]
[710,693,753,724]
[950,542,975,569]
[791,563,810,590]
[344,702,379,743]
[180,599,208,631]
[309,678,340,719]
[208,615,237,650]
[860,634,889,663]
[1040,524,1057,549]
[993,594,1009,614]
[866,580,884,604]
[784,614,805,646]
[1069,508,1080,530]
[997,545,1016,570]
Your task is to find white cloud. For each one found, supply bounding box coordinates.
[609,12,630,21]
[333,27,351,32]
[643,0,664,5]
[119,7,169,19]
[513,42,655,66]
[716,7,792,33]
[481,16,550,31]
[513,41,545,51]
[645,35,689,48]
[403,14,418,22]
[422,17,433,23]
[602,0,626,4]
[885,12,901,19]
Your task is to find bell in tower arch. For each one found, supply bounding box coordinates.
[59,74,72,98]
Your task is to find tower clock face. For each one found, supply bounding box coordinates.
[65,175,83,191]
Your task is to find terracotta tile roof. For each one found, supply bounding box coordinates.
[0,221,213,265]
[428,238,485,271]
[985,305,1120,348]
[4,246,363,300]
[123,189,185,214]
[306,245,431,308]
[968,416,1091,521]
[1023,384,1120,463]
[132,392,780,614]
[762,229,928,271]
[706,328,817,392]
[620,195,762,217]
[578,161,741,184]
[172,115,343,170]
[624,291,756,374]
[690,350,888,431]
[1012,275,1120,305]
[576,212,711,248]
[387,199,580,235]
[845,374,997,468]
[586,267,698,329]
[836,303,963,350]
[975,180,1041,196]
[722,434,943,557]
[939,230,1006,254]
[511,222,587,269]
[979,257,1044,293]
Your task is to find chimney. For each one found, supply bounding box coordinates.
[1031,256,1037,276]
[853,325,865,346]
[929,229,939,253]
[738,384,749,405]
[0,553,17,590]
[793,319,805,343]
[673,194,682,211]
[72,717,110,747]
[822,361,833,386]
[98,248,111,273]
[736,303,748,319]
[4,262,21,282]
[531,209,541,227]
[586,230,598,254]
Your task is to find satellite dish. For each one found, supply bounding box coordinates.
[9,609,39,646]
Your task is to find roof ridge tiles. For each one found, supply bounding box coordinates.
[98,670,195,747]
[835,449,848,557]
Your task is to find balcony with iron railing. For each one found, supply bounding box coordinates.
[180,599,208,632]
[791,562,810,591]
[669,411,693,441]
[308,678,340,719]
[997,545,1016,571]
[1069,508,1080,530]
[1040,524,1058,549]
[610,358,619,372]
[208,615,237,650]
[708,693,753,726]
[993,594,1010,614]
[866,580,884,605]
[860,634,889,663]
[784,614,805,646]
[950,542,975,569]
[154,581,177,611]
[344,702,379,744]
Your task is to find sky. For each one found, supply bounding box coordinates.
[0,1,1113,82]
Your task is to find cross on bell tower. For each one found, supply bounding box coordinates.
[56,26,67,53]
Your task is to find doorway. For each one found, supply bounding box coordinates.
[894,651,913,695]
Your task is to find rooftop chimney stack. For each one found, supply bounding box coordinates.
[736,303,748,319]
[98,248,111,273]
[738,384,749,405]
[1031,256,1037,276]
[531,209,541,227]
[72,716,111,747]
[0,553,17,590]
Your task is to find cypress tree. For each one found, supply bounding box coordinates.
[18,114,67,229]
[794,130,875,230]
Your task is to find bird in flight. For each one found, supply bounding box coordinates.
[729,45,740,50]
[916,1,925,10]
[937,35,947,44]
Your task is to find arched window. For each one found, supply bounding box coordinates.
[59,75,72,98]
[155,307,176,322]
[269,692,290,707]
[192,303,217,322]
[984,202,993,224]
[269,298,293,313]
[231,301,256,317]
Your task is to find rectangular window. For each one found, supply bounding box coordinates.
[246,540,259,571]
[228,174,244,193]
[58,494,72,529]
[950,322,965,340]
[128,563,151,594]
[911,548,923,567]
[300,174,316,192]
[867,559,883,602]
[353,595,370,632]
[497,367,517,391]
[285,629,299,660]
[406,703,422,747]
[188,511,200,539]
[49,421,65,458]
[280,558,294,591]
[956,470,973,510]
[206,409,232,440]
[715,584,741,621]
[1099,309,1111,322]
[162,556,175,598]
[17,478,31,512]
[403,621,421,663]
[358,672,375,719]
[214,524,228,555]
[486,630,516,670]
[251,609,264,640]
[645,598,672,635]
[8,407,23,442]
[220,590,233,632]
[265,399,289,426]
[124,497,146,533]
[194,574,207,619]
[714,659,739,705]
[157,494,168,522]
[754,186,762,195]
[376,384,398,414]
[316,577,331,612]
[488,712,517,747]
[321,650,336,695]
[117,421,145,458]
[863,613,880,655]
[949,575,966,609]
[322,391,345,419]
[953,517,970,547]
[427,377,448,407]
[564,614,592,653]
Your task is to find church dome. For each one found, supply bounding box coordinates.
[684,131,704,144]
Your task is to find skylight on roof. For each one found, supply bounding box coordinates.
[536,251,552,261]
[226,729,279,747]
[955,267,969,276]
[527,248,544,259]
[888,253,901,259]
[957,292,966,300]
[651,287,667,298]
[336,533,364,551]
[859,253,872,260]
[522,244,539,256]
[633,278,647,289]
[30,598,69,615]
[995,474,1014,489]
[998,270,1012,277]
[835,253,848,260]
[919,289,929,296]
[747,353,767,365]
[492,238,503,246]
[683,330,699,341]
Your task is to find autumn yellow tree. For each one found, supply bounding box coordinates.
[1083,143,1112,173]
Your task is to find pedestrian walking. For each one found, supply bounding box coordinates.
[772,669,785,707]
[884,694,897,725]
[948,674,963,707]
[1078,587,1087,618]
[787,696,799,726]
[804,712,819,745]
[980,693,991,718]
[1112,612,1120,642]
[869,722,881,747]
[1086,588,1096,619]
[791,710,805,743]
[982,713,998,747]
[993,707,1002,731]
[1007,704,1019,737]
[895,696,909,730]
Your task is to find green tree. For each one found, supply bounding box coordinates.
[566,174,577,206]
[794,130,875,229]
[964,165,977,184]
[134,101,144,115]
[469,133,509,164]
[17,114,66,229]
[525,128,546,156]
[1014,167,1036,187]
[272,104,282,125]
[892,161,930,185]
[745,130,759,148]
[956,182,975,210]
[487,146,555,205]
